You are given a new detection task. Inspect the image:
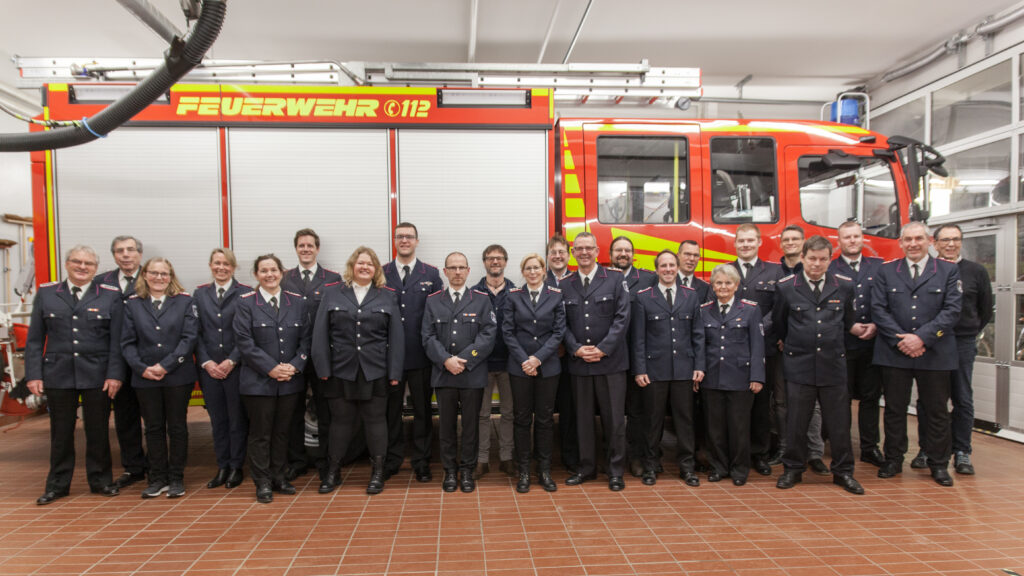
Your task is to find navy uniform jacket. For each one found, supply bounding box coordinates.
[731,259,784,356]
[773,273,856,387]
[281,265,341,310]
[621,266,657,297]
[828,256,883,351]
[121,293,199,388]
[700,299,766,391]
[25,281,126,388]
[630,284,706,381]
[501,285,566,378]
[871,257,962,371]
[422,288,496,389]
[678,274,711,304]
[544,269,570,288]
[561,265,631,376]
[194,280,251,367]
[384,260,443,371]
[471,277,517,372]
[311,282,404,382]
[98,268,137,300]
[234,290,312,396]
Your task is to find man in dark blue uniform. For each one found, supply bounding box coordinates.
[26,245,125,504]
[422,252,496,493]
[773,236,864,495]
[828,221,885,467]
[383,222,443,482]
[280,228,341,482]
[545,235,579,475]
[98,235,147,489]
[677,240,710,304]
[872,222,961,486]
[561,232,631,491]
[730,223,783,476]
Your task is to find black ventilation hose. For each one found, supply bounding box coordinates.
[0,0,227,152]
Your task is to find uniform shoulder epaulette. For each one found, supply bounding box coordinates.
[39,281,59,288]
[606,267,624,275]
[741,298,758,306]
[383,285,396,291]
[284,290,302,297]
[128,294,140,299]
[884,257,901,264]
[563,271,578,279]
[472,289,488,296]
[324,281,341,288]
[238,283,253,290]
[197,282,212,288]
[778,274,795,283]
[510,287,522,293]
[427,289,444,297]
[700,301,713,308]
[834,273,852,282]
[546,286,561,293]
[100,283,120,291]
[322,267,339,276]
[680,284,695,291]
[638,286,654,294]
[177,291,191,297]
[423,262,438,269]
[240,291,256,298]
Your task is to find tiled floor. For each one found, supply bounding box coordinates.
[2,408,1023,576]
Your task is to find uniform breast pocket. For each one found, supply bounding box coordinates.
[596,296,615,317]
[727,322,749,343]
[87,313,112,333]
[460,314,480,337]
[254,324,277,345]
[329,307,355,323]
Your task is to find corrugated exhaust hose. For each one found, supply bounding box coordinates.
[0,0,227,152]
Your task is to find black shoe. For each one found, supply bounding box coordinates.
[629,459,644,478]
[860,448,885,467]
[931,468,954,487]
[36,490,69,505]
[114,471,146,489]
[732,477,747,486]
[141,482,169,498]
[473,462,489,479]
[877,461,902,478]
[654,462,664,474]
[167,481,186,498]
[383,465,401,481]
[641,470,656,486]
[565,472,596,486]
[909,450,928,469]
[608,476,625,491]
[414,466,433,483]
[284,465,307,481]
[272,480,297,495]
[954,452,975,475]
[776,471,802,489]
[767,450,784,466]
[91,484,120,497]
[499,460,516,476]
[442,471,458,493]
[207,468,230,489]
[753,457,772,476]
[225,468,243,489]
[367,456,385,495]
[833,474,864,495]
[256,483,273,504]
[460,470,476,493]
[538,471,557,492]
[516,472,531,493]
[319,469,342,494]
[680,471,700,487]
[808,458,830,476]
[707,471,724,482]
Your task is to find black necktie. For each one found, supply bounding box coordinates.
[153,299,162,312]
[743,262,753,278]
[71,286,81,304]
[124,275,134,291]
[720,303,729,317]
[849,260,859,273]
[912,263,919,281]
[269,295,279,316]
[583,276,590,291]
[681,276,689,287]
[665,288,673,308]
[302,270,312,289]
[530,290,539,308]
[402,265,411,287]
[217,287,225,301]
[811,280,821,301]
[452,290,461,306]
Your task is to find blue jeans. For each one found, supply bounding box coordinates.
[916,335,976,455]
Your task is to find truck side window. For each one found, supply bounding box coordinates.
[710,137,778,224]
[596,136,689,224]
[798,155,900,239]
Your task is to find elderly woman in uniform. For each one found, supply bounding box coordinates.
[194,248,251,490]
[121,257,198,499]
[234,254,312,504]
[313,246,404,495]
[502,253,566,493]
[697,263,765,486]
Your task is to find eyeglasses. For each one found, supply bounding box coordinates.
[67,259,97,267]
[523,266,544,272]
[445,266,469,272]
[146,271,171,278]
[484,256,507,262]
[573,246,597,253]
[548,249,568,256]
[935,237,962,244]
[395,234,417,241]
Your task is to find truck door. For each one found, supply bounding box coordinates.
[581,122,701,271]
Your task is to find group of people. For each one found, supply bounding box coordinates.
[24,218,992,505]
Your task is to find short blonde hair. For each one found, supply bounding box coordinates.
[209,247,237,268]
[343,246,386,288]
[520,253,546,273]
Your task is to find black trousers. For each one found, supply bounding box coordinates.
[882,367,951,468]
[436,387,484,472]
[625,378,647,462]
[286,377,314,470]
[554,357,579,471]
[327,394,387,466]
[572,372,627,478]
[46,387,113,493]
[643,380,696,473]
[242,392,299,486]
[846,347,882,452]
[509,374,558,472]
[112,372,146,475]
[385,366,433,472]
[750,355,777,458]
[702,388,753,481]
[199,370,247,470]
[782,381,854,475]
[135,383,193,484]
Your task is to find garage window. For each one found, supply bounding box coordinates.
[798,155,900,238]
[710,137,778,224]
[596,136,689,224]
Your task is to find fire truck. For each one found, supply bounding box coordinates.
[29,83,945,289]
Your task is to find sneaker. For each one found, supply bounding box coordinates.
[141,482,169,498]
[167,481,186,498]
[954,452,975,475]
[909,450,928,469]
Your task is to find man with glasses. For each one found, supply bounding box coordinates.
[26,246,125,504]
[383,223,443,482]
[677,240,710,303]
[910,224,992,476]
[545,236,579,474]
[561,232,631,491]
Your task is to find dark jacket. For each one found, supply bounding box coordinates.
[384,260,443,371]
[700,298,766,391]
[731,259,784,356]
[954,258,994,337]
[630,284,706,381]
[194,280,251,367]
[561,266,631,376]
[422,288,496,389]
[121,293,199,388]
[98,268,138,301]
[25,280,126,388]
[311,282,404,383]
[472,277,517,371]
[501,285,566,378]
[678,274,710,304]
[234,290,312,396]
[828,255,883,351]
[621,266,657,297]
[773,273,856,387]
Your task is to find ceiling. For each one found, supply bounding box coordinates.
[0,0,1021,104]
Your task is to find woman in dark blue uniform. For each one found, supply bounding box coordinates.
[312,247,404,495]
[194,248,251,490]
[121,258,198,499]
[502,253,566,493]
[697,263,766,486]
[234,254,312,504]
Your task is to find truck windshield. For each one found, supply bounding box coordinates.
[710,137,778,224]
[596,136,690,224]
[798,155,899,238]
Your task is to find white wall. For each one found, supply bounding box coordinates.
[0,113,33,309]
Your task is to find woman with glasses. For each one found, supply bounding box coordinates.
[121,258,198,499]
[234,254,312,504]
[312,247,403,495]
[502,253,566,493]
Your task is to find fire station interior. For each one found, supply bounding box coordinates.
[3,1,1024,575]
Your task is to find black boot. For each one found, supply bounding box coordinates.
[318,466,342,494]
[367,456,385,495]
[516,466,531,494]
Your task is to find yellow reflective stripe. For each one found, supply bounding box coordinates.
[565,198,585,218]
[563,149,575,170]
[564,173,581,194]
